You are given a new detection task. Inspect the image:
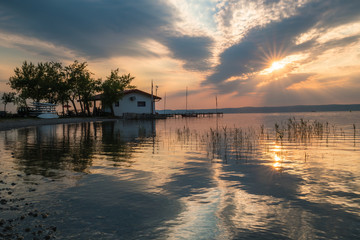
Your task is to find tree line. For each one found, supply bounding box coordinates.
[2,60,135,116]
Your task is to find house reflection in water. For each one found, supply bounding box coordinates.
[103,120,155,140]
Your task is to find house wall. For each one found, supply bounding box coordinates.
[104,92,153,117]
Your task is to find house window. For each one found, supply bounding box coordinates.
[115,101,119,107]
[137,101,146,107]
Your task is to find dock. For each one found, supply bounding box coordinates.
[123,112,223,120]
[171,112,223,118]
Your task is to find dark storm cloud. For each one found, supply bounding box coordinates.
[316,0,360,28]
[0,0,215,71]
[0,0,176,58]
[204,0,360,93]
[263,0,282,5]
[166,36,214,71]
[215,80,243,95]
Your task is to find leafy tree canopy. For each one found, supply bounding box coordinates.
[102,69,135,115]
[8,61,64,104]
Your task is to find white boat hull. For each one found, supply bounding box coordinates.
[37,113,59,119]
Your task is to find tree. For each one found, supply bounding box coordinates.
[101,69,135,116]
[41,61,65,104]
[65,61,101,116]
[1,92,16,112]
[9,61,39,104]
[8,61,65,105]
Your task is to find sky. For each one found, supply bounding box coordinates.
[0,0,360,110]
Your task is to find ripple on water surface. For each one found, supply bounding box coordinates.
[0,113,359,239]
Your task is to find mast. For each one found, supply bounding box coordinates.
[151,80,154,114]
[185,86,188,113]
[164,92,166,114]
[215,95,218,113]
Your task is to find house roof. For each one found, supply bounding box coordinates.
[90,89,161,101]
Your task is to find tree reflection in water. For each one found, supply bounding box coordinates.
[4,120,155,178]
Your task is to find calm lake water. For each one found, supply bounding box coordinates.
[1,112,360,239]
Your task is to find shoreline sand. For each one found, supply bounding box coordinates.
[0,117,118,132]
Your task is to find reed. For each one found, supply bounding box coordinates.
[174,118,354,163]
[354,124,356,137]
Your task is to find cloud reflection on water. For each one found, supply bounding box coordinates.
[0,112,359,239]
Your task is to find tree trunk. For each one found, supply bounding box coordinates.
[110,105,115,116]
[61,103,65,116]
[88,104,91,116]
[79,98,84,114]
[85,101,91,116]
[93,100,97,116]
[70,99,78,115]
[3,103,6,112]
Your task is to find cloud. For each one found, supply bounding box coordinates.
[205,40,266,86]
[0,0,217,72]
[0,0,177,59]
[214,0,311,46]
[204,0,360,95]
[166,35,214,71]
[205,2,318,86]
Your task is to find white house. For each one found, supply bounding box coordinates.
[92,89,161,117]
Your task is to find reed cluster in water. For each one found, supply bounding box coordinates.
[175,118,356,163]
[275,118,332,142]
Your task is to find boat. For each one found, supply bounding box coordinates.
[29,102,59,119]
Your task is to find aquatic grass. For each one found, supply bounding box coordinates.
[174,118,355,165]
[273,118,337,145]
[200,126,261,162]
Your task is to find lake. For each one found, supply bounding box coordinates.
[0,112,359,239]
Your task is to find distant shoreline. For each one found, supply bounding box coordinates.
[0,117,118,132]
[165,104,360,114]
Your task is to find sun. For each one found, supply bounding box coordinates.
[260,55,298,75]
[259,54,308,75]
[259,59,287,75]
[269,61,286,71]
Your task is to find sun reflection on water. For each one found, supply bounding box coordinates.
[270,145,285,171]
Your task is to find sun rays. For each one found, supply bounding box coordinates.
[259,54,308,75]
